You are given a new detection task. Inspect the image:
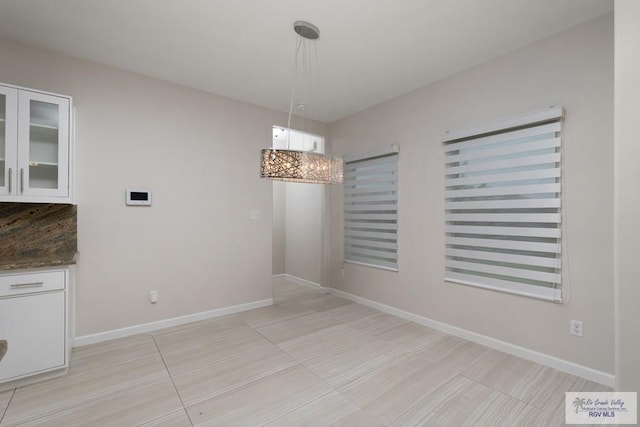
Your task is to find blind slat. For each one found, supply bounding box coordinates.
[346,222,397,231]
[447,237,560,254]
[446,198,561,210]
[345,247,398,260]
[446,168,560,187]
[446,225,561,238]
[446,260,560,284]
[445,272,562,302]
[446,213,561,223]
[345,239,398,250]
[446,153,561,175]
[344,194,398,203]
[344,175,397,186]
[446,137,561,164]
[344,184,397,195]
[345,162,397,174]
[445,183,561,199]
[345,213,397,221]
[345,256,398,271]
[346,202,397,211]
[446,248,561,268]
[345,230,397,240]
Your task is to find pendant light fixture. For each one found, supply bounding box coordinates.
[260,21,344,184]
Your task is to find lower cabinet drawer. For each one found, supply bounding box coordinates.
[0,292,66,382]
[0,270,66,298]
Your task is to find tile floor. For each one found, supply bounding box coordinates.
[0,278,610,426]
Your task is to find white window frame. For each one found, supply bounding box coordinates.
[344,145,399,271]
[443,106,564,302]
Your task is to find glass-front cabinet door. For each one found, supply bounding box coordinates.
[17,90,70,198]
[0,82,72,203]
[0,86,18,197]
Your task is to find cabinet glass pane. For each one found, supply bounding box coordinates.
[29,100,58,189]
[0,94,5,187]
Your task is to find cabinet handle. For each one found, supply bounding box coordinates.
[7,168,11,193]
[20,168,24,194]
[10,281,44,289]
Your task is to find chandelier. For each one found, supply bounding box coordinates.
[260,21,344,185]
[260,148,343,184]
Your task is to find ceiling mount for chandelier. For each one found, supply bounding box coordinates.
[293,21,319,39]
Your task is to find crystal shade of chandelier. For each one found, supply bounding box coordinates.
[260,148,343,184]
[259,21,344,185]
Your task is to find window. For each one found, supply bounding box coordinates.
[344,145,399,271]
[443,107,563,302]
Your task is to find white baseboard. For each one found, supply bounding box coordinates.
[273,274,326,291]
[73,298,273,347]
[329,288,615,388]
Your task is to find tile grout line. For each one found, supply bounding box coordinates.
[238,308,316,330]
[459,373,549,421]
[162,315,304,410]
[263,387,336,425]
[151,336,194,427]
[269,286,419,426]
[1,347,170,426]
[384,373,465,426]
[238,315,279,345]
[256,287,384,425]
[269,359,385,426]
[0,389,16,425]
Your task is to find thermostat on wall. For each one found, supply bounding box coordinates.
[126,189,152,206]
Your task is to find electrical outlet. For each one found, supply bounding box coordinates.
[570,320,583,337]
[250,210,260,221]
[149,290,159,304]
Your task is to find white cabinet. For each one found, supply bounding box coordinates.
[0,269,68,384]
[0,83,73,203]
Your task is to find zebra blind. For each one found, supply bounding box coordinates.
[344,145,399,271]
[443,106,563,302]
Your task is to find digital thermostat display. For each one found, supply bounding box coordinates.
[126,189,152,206]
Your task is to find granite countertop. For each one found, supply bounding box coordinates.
[0,251,78,272]
[0,203,78,272]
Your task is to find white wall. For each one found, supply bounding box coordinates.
[0,38,325,336]
[328,15,614,374]
[614,0,640,392]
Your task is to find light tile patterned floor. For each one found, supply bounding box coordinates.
[0,278,610,426]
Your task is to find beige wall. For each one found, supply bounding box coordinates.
[0,38,325,336]
[327,15,614,374]
[285,182,322,284]
[272,181,324,284]
[272,181,286,275]
[614,0,640,392]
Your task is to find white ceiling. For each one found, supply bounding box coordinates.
[0,0,612,123]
